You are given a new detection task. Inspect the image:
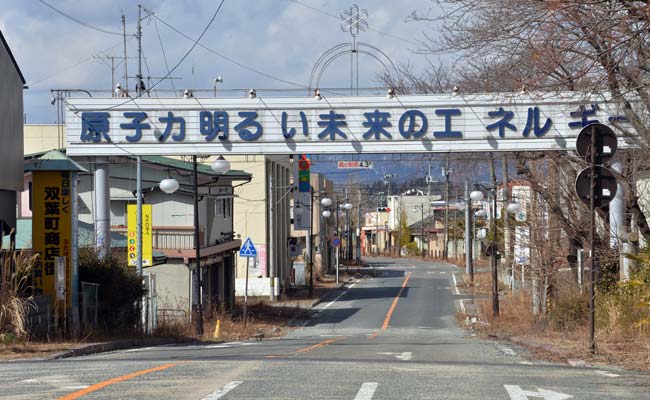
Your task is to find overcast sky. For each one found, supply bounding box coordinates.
[1,0,438,124]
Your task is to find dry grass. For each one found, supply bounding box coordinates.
[0,246,36,342]
[465,289,650,371]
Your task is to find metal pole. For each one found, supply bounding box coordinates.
[421,206,425,258]
[492,188,499,317]
[137,4,142,96]
[136,157,142,275]
[193,156,203,336]
[356,190,361,264]
[465,180,473,276]
[589,125,597,354]
[71,172,80,333]
[122,14,128,92]
[309,186,314,298]
[269,175,276,301]
[244,256,249,327]
[444,158,450,261]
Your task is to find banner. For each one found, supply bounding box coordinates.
[32,171,72,306]
[127,204,153,267]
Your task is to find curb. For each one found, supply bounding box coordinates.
[52,337,195,360]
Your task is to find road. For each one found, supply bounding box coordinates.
[2,258,648,399]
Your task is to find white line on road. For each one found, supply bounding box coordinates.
[318,280,360,312]
[450,273,466,313]
[353,382,378,400]
[596,370,620,377]
[500,346,517,356]
[202,381,243,399]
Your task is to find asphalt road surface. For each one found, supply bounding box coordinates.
[2,258,649,399]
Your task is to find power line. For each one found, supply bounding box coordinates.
[153,18,176,91]
[286,0,421,47]
[38,0,129,37]
[148,12,308,89]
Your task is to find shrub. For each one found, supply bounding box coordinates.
[78,248,146,334]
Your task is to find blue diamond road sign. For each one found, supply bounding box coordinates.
[239,238,257,257]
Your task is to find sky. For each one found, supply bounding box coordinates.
[1,0,457,186]
[1,0,438,125]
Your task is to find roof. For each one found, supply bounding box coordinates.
[24,150,87,172]
[129,156,252,180]
[0,30,26,84]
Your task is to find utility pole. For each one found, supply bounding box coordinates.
[443,157,451,261]
[269,175,276,301]
[465,180,473,278]
[192,156,203,335]
[356,189,361,264]
[489,154,500,317]
[122,13,128,93]
[308,186,314,298]
[137,4,143,96]
[501,155,512,288]
[420,205,425,258]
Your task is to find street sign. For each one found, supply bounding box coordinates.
[239,237,257,257]
[331,237,341,247]
[337,160,374,169]
[575,166,618,208]
[576,123,617,164]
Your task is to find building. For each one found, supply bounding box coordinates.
[0,30,26,237]
[19,151,251,314]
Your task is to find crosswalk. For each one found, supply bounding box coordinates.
[200,381,381,400]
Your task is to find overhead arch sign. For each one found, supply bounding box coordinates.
[65,94,633,156]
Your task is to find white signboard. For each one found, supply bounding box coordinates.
[65,93,633,156]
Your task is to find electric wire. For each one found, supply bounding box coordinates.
[153,17,176,92]
[38,0,130,37]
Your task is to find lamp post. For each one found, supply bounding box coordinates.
[471,186,499,317]
[159,155,230,336]
[343,202,353,262]
[321,197,332,276]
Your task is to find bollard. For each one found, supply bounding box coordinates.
[213,319,221,340]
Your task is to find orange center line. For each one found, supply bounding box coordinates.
[57,363,177,400]
[265,336,346,359]
[369,271,412,339]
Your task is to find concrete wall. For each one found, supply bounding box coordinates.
[0,35,24,229]
[25,124,63,155]
[147,260,190,313]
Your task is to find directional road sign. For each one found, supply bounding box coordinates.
[239,238,257,257]
[331,237,341,248]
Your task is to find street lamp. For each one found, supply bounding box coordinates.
[159,155,230,336]
[473,184,499,318]
[343,202,353,262]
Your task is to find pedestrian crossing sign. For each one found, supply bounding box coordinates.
[239,238,257,257]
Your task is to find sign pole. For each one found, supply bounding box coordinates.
[589,124,597,355]
[244,256,249,328]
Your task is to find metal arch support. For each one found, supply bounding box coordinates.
[309,41,397,93]
[308,43,351,93]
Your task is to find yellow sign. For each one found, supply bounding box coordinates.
[127,204,153,267]
[32,171,72,305]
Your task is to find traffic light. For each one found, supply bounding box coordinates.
[377,207,391,213]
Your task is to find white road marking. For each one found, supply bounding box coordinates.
[318,280,360,312]
[567,359,587,367]
[519,361,533,365]
[202,381,244,399]
[205,344,233,349]
[500,346,517,356]
[596,370,620,377]
[450,273,466,313]
[124,346,154,353]
[19,375,88,391]
[353,382,378,400]
[377,352,413,361]
[504,385,573,400]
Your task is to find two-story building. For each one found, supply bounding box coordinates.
[0,30,26,239]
